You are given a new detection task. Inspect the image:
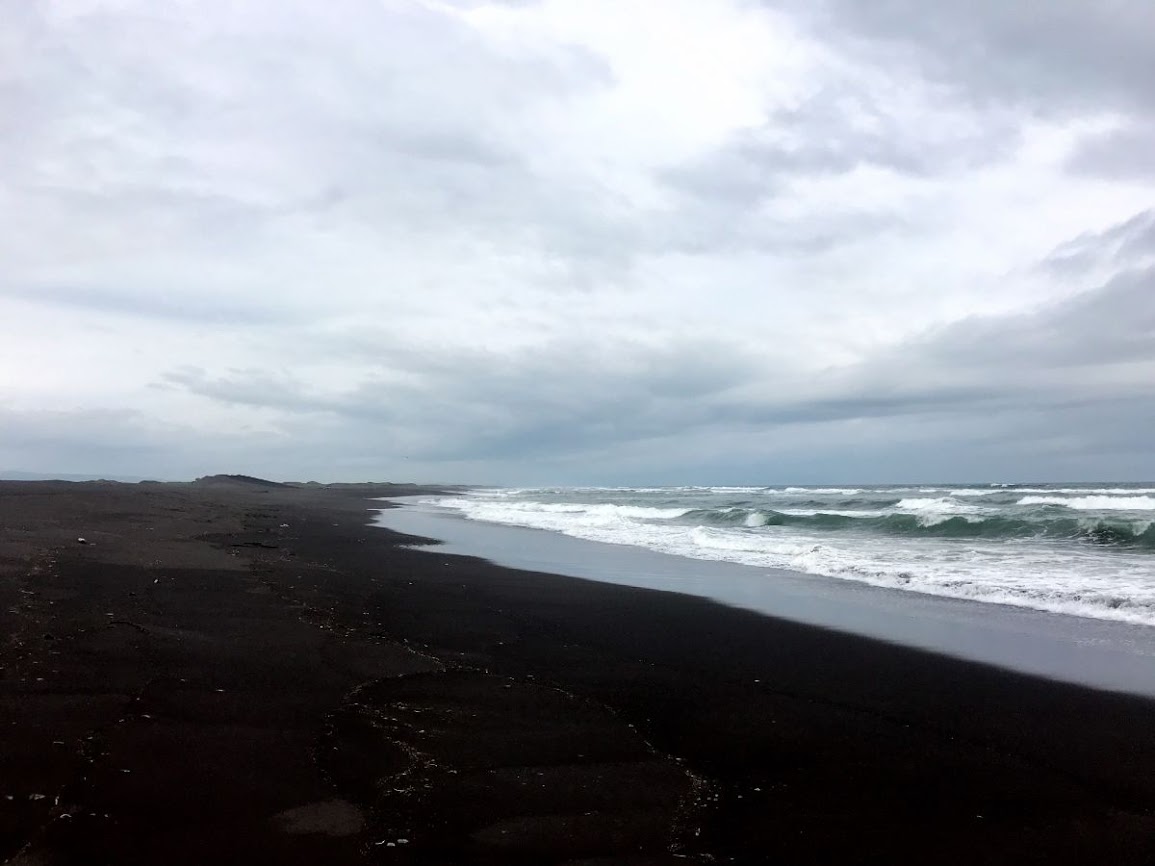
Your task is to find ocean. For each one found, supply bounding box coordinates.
[420,484,1155,627]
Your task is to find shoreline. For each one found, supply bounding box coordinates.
[375,496,1155,698]
[3,479,1155,864]
[420,485,1155,629]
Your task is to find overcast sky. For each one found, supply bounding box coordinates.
[2,0,1154,484]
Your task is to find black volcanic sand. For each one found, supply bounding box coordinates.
[2,479,1154,865]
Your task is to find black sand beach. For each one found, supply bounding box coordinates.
[2,478,1154,865]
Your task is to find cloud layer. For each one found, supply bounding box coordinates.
[2,0,1154,483]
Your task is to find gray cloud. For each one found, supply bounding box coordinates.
[0,0,621,287]
[653,61,1021,260]
[665,88,1018,205]
[2,284,302,326]
[773,0,1155,114]
[160,336,757,461]
[1066,123,1155,180]
[0,407,184,477]
[155,210,1155,477]
[891,268,1155,382]
[1040,210,1155,277]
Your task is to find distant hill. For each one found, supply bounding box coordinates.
[192,474,288,488]
[0,470,153,482]
[1,472,463,495]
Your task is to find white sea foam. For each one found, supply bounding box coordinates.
[679,526,1155,626]
[1011,488,1155,496]
[948,488,1155,496]
[891,494,984,528]
[895,498,985,515]
[426,489,1155,627]
[1018,495,1155,511]
[776,508,890,518]
[546,485,1155,498]
[894,502,989,527]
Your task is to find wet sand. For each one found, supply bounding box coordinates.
[2,478,1154,864]
[375,499,1155,697]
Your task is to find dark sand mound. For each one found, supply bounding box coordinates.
[193,474,288,488]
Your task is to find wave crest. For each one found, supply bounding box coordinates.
[425,491,1155,626]
[1019,495,1155,511]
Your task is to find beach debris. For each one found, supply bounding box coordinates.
[29,794,46,801]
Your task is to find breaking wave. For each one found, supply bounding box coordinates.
[426,484,1155,626]
[1018,495,1155,511]
[684,507,1155,547]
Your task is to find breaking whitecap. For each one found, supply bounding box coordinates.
[424,484,1155,627]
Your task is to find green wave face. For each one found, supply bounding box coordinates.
[687,508,1155,549]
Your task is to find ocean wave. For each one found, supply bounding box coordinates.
[430,493,1155,626]
[1019,495,1155,511]
[1004,487,1155,495]
[446,497,1155,549]
[795,559,1155,627]
[767,511,1155,546]
[678,528,1155,627]
[895,497,986,515]
[776,508,892,518]
[510,485,1155,499]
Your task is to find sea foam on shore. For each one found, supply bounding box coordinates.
[421,484,1155,626]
